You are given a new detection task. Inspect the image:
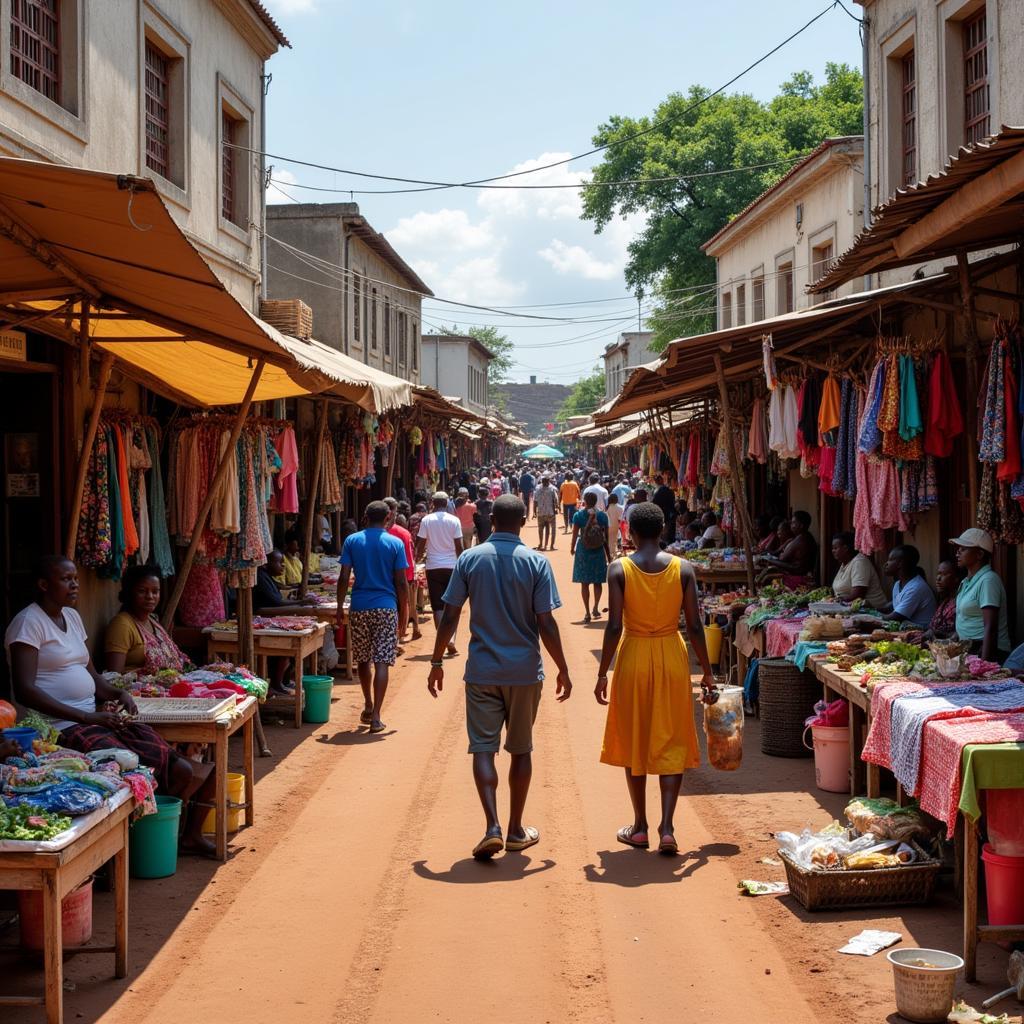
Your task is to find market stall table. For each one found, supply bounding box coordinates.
[733,616,766,689]
[145,696,257,861]
[692,565,751,594]
[205,623,328,728]
[0,790,133,1024]
[812,658,879,797]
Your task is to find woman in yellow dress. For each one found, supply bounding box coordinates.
[595,502,717,854]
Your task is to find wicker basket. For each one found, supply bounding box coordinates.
[260,298,313,340]
[779,843,941,911]
[758,658,818,757]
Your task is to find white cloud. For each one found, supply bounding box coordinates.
[477,152,586,221]
[537,239,620,281]
[271,0,319,14]
[387,208,495,254]
[421,257,526,306]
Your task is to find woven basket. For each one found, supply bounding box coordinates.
[779,843,941,911]
[758,658,818,757]
[260,298,313,340]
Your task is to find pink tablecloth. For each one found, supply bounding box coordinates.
[863,680,939,768]
[918,712,1024,830]
[765,617,806,658]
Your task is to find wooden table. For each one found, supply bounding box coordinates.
[147,696,257,861]
[0,794,133,1024]
[693,566,751,594]
[733,618,766,693]
[812,659,880,797]
[206,623,328,728]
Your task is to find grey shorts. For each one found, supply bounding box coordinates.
[465,682,543,754]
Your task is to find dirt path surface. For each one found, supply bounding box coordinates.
[2,532,1007,1023]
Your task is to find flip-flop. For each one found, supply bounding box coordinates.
[583,614,592,624]
[472,833,504,860]
[359,709,373,724]
[658,834,679,856]
[369,721,387,734]
[617,826,649,849]
[505,826,539,852]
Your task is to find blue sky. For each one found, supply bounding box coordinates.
[263,0,862,383]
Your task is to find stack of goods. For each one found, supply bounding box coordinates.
[745,583,833,629]
[108,663,269,701]
[826,636,930,684]
[207,615,319,633]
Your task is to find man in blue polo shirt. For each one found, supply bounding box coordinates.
[427,494,573,860]
[337,501,409,735]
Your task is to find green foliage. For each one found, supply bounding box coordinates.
[439,323,515,403]
[557,367,606,421]
[581,63,863,350]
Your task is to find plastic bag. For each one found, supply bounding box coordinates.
[7,780,104,816]
[775,826,878,869]
[703,686,743,771]
[845,797,931,842]
[804,698,849,729]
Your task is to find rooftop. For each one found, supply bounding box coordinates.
[246,1,291,48]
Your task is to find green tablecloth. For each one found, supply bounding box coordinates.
[959,742,1024,821]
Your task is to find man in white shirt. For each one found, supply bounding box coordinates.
[414,492,465,656]
[699,510,726,549]
[582,472,609,511]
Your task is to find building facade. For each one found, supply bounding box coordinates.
[603,330,658,401]
[702,137,864,327]
[0,0,287,308]
[265,202,431,383]
[420,334,493,417]
[857,0,1024,284]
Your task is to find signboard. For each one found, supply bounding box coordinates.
[0,330,26,362]
[5,432,40,498]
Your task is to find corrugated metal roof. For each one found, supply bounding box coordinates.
[811,125,1024,293]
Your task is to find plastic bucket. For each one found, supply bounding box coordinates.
[804,725,850,793]
[129,795,182,879]
[986,789,1024,857]
[201,773,245,835]
[18,877,93,950]
[3,726,38,753]
[302,675,334,724]
[981,843,1024,925]
[887,948,963,1023]
[703,624,723,665]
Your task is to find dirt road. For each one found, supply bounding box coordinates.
[5,530,1005,1023]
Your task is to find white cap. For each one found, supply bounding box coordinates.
[432,491,449,503]
[948,527,994,553]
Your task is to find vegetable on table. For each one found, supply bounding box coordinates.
[0,803,72,841]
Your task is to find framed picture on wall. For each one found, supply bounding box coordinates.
[6,432,40,498]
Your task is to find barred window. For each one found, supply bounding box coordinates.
[963,10,990,145]
[902,51,917,185]
[10,0,59,104]
[144,41,170,178]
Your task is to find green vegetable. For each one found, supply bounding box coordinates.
[0,803,72,841]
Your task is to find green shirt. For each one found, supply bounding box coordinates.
[955,564,1011,652]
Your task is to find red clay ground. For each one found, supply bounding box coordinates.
[1,535,1013,1023]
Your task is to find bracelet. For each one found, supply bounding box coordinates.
[430,660,444,668]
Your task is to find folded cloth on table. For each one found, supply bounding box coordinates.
[789,641,828,671]
[863,680,957,769]
[766,617,807,658]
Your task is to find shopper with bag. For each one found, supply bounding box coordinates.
[570,491,612,624]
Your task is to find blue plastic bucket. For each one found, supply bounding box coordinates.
[2,727,38,753]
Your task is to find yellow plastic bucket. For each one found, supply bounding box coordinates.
[201,773,245,835]
[704,624,723,664]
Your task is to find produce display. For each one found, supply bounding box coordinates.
[745,585,834,628]
[208,616,320,632]
[0,803,72,841]
[109,663,269,701]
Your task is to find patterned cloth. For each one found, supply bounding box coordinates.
[880,355,923,460]
[979,335,1007,463]
[60,722,176,792]
[76,427,112,568]
[858,359,886,454]
[929,598,957,639]
[831,378,859,499]
[765,617,806,658]
[349,608,399,666]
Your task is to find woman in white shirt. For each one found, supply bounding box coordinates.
[830,531,888,609]
[5,556,218,857]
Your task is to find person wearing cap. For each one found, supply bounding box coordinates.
[453,487,477,551]
[414,493,465,657]
[950,528,1011,662]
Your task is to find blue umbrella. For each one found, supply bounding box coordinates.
[521,443,564,459]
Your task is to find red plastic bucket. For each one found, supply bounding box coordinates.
[981,843,1024,926]
[18,877,94,950]
[986,789,1024,857]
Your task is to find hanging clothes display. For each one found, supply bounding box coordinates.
[831,378,860,501]
[923,349,964,457]
[818,375,842,445]
[747,397,767,464]
[270,425,300,513]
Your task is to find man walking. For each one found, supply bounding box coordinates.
[337,501,409,733]
[559,471,581,534]
[519,465,536,518]
[415,492,464,657]
[533,473,559,551]
[428,495,573,859]
[583,472,609,511]
[384,497,421,641]
[652,474,678,544]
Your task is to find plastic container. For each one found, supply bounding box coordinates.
[302,675,333,724]
[803,725,850,793]
[18,877,93,951]
[2,726,39,752]
[201,773,245,835]
[703,624,723,665]
[986,788,1024,857]
[981,843,1024,925]
[703,686,743,771]
[887,948,963,1023]
[129,795,182,879]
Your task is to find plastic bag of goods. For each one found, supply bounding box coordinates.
[703,685,744,771]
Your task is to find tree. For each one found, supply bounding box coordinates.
[581,64,863,350]
[440,324,514,407]
[556,367,606,422]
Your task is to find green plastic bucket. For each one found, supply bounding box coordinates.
[302,675,334,724]
[129,795,182,879]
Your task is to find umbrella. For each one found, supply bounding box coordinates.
[522,443,564,459]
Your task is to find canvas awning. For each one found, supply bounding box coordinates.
[0,157,412,410]
[412,387,486,427]
[811,125,1024,293]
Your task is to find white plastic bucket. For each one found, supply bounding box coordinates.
[887,948,963,1023]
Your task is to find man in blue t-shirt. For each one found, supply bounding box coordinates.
[337,501,409,734]
[519,468,536,517]
[427,495,573,861]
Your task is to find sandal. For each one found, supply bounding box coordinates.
[505,826,539,852]
[583,613,592,624]
[617,826,649,850]
[359,708,373,725]
[658,834,679,856]
[369,721,387,734]
[472,833,504,860]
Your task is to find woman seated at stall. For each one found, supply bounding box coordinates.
[830,531,888,609]
[275,536,304,586]
[104,565,189,674]
[882,544,937,628]
[951,528,1012,663]
[928,559,962,639]
[757,511,818,587]
[5,556,217,856]
[754,514,780,554]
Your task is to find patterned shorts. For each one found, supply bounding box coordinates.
[349,608,399,666]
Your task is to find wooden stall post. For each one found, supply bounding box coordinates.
[714,354,758,597]
[161,359,266,628]
[298,400,328,601]
[64,350,115,559]
[384,421,399,498]
[958,252,981,515]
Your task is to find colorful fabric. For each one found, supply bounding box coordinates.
[880,356,922,460]
[60,722,176,793]
[924,350,963,457]
[958,738,1024,823]
[831,378,859,499]
[76,426,112,569]
[858,359,886,454]
[818,375,842,444]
